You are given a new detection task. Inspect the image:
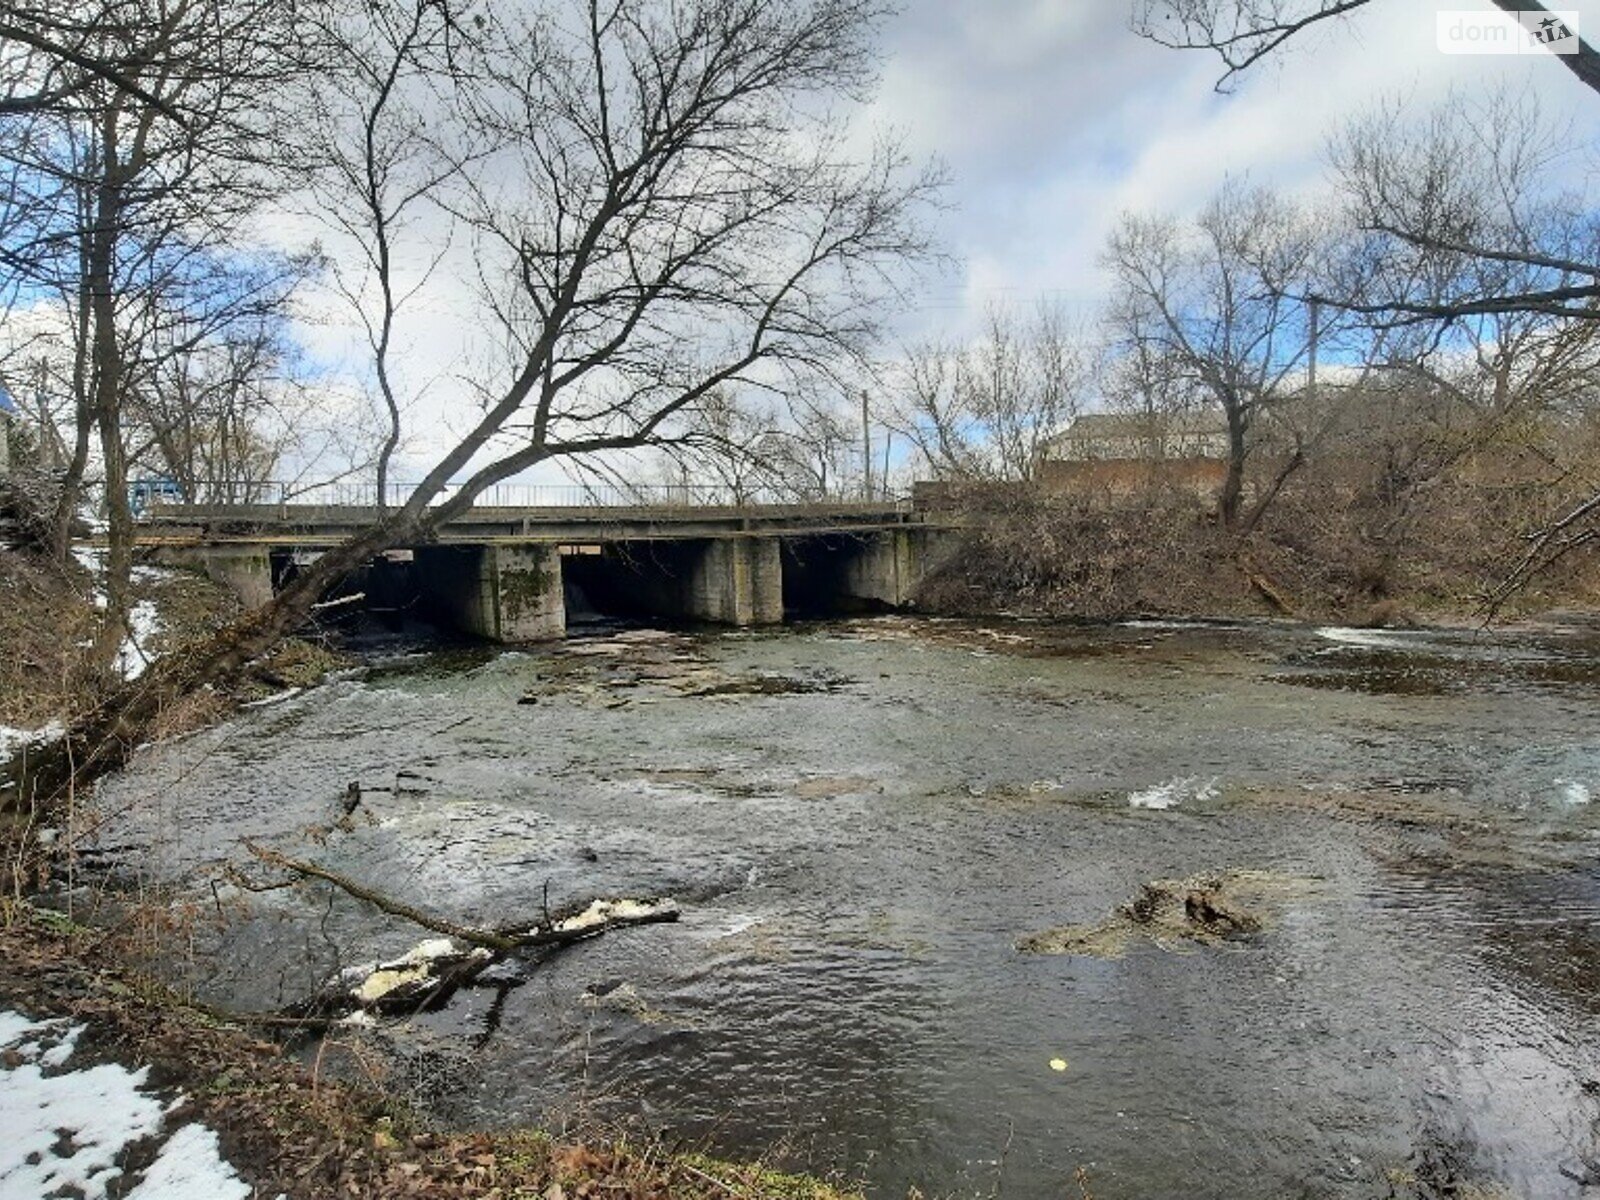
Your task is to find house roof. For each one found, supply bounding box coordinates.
[1044,409,1227,444]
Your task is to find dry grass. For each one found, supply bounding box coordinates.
[0,550,98,728]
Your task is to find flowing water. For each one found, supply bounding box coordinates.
[94,616,1600,1198]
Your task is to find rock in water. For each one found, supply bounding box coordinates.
[1017,870,1313,959]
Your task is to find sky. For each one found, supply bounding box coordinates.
[384,0,1598,486]
[865,0,1600,342]
[19,0,1599,489]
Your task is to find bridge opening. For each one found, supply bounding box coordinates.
[781,533,910,616]
[270,547,450,645]
[560,541,703,627]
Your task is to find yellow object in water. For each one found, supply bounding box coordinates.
[1049,1057,1068,1072]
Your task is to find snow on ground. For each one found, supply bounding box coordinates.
[0,723,65,779]
[0,1010,255,1200]
[114,598,163,681]
[69,547,174,680]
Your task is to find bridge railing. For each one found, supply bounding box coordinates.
[138,480,911,514]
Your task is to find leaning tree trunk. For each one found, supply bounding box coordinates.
[29,512,424,809]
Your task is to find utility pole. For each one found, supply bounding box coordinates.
[861,389,872,500]
[1307,298,1321,397]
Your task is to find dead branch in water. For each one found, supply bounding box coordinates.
[237,841,681,1017]
[242,841,519,950]
[241,841,680,951]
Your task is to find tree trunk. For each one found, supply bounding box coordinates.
[1238,447,1304,537]
[49,259,97,564]
[86,124,131,670]
[1218,400,1247,529]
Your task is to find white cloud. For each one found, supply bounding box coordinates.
[867,0,1600,342]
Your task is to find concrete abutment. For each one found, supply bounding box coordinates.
[153,544,276,609]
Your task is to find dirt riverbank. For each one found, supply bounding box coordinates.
[0,904,862,1200]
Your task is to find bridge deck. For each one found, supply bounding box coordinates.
[134,502,928,545]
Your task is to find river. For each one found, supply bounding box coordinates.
[93,615,1600,1198]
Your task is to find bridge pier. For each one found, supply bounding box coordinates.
[416,544,565,643]
[153,544,275,608]
[839,528,920,609]
[684,536,783,626]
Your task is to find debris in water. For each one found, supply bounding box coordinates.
[338,938,496,1010]
[551,897,678,935]
[1049,1057,1068,1072]
[1017,870,1314,959]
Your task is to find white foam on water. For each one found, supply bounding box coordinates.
[1128,775,1220,810]
[1558,780,1592,806]
[1315,626,1410,650]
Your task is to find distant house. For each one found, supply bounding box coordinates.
[1034,410,1231,499]
[1038,410,1231,464]
[0,382,16,480]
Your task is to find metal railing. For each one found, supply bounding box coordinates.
[136,479,909,515]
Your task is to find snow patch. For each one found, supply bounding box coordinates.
[115,598,163,680]
[124,1123,250,1200]
[0,721,65,769]
[0,1010,264,1200]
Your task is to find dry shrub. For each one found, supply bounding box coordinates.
[917,485,1255,619]
[917,469,1600,623]
[0,548,100,727]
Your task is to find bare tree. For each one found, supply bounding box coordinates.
[296,0,479,509]
[63,0,935,787]
[1326,91,1600,582]
[757,391,861,500]
[1132,0,1600,98]
[0,2,198,115]
[891,302,1087,483]
[131,321,382,504]
[1103,181,1322,527]
[1132,1,1600,582]
[0,0,310,670]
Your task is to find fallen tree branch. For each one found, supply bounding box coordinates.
[243,841,516,950]
[237,841,681,1018]
[1236,551,1296,616]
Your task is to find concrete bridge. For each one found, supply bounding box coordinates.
[134,494,956,642]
